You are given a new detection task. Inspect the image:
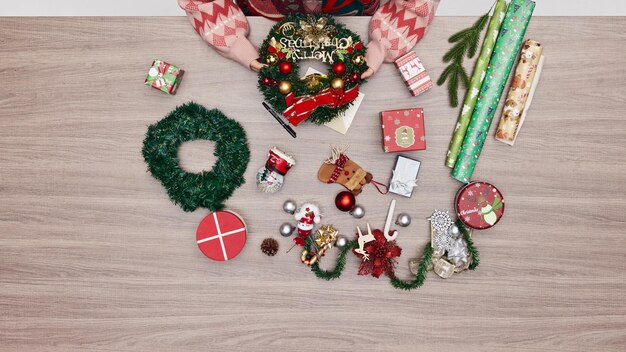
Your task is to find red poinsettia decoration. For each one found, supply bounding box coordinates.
[352,229,402,278]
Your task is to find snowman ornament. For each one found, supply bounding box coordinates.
[293,203,321,246]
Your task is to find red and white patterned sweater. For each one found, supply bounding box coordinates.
[178,0,439,74]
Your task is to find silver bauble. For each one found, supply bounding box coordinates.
[279,222,295,237]
[448,224,460,239]
[282,200,297,214]
[395,213,411,227]
[349,205,365,219]
[335,235,348,248]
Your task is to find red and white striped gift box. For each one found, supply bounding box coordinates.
[394,51,433,97]
[196,211,247,261]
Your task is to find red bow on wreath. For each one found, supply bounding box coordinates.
[283,85,359,126]
[268,45,286,59]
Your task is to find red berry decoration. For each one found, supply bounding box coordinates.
[332,62,347,75]
[262,77,272,86]
[335,191,356,212]
[349,72,360,83]
[279,61,293,75]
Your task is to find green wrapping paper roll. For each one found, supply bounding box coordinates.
[445,0,508,169]
[452,0,535,183]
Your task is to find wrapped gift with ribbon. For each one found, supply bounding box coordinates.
[145,59,184,95]
[196,211,247,261]
[283,85,359,126]
[388,155,421,197]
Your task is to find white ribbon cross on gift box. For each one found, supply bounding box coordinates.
[389,169,418,194]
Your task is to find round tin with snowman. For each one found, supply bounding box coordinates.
[455,181,505,230]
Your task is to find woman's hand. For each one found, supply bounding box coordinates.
[250,59,265,73]
[361,68,375,79]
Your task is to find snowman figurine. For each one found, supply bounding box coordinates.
[256,147,296,193]
[293,203,321,246]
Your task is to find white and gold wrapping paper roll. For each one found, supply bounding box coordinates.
[495,39,544,145]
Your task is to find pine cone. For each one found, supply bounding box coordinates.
[261,238,279,256]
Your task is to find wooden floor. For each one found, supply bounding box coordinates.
[1,16,625,351]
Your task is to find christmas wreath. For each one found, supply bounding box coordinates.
[142,102,250,212]
[258,14,368,126]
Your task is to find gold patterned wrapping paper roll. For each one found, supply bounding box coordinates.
[495,40,544,144]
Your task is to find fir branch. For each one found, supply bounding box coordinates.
[457,219,480,270]
[389,244,433,291]
[442,41,468,63]
[438,63,469,107]
[467,14,490,58]
[437,11,490,107]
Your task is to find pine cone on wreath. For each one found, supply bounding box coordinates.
[261,238,279,256]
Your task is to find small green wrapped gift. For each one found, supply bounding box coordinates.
[145,59,184,95]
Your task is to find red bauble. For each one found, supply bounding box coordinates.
[332,62,347,75]
[279,61,293,75]
[262,77,272,86]
[335,191,356,212]
[349,72,360,83]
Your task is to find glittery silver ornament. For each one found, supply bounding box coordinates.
[282,200,297,214]
[395,213,411,227]
[435,232,454,252]
[447,224,460,239]
[349,205,365,219]
[279,222,295,237]
[428,209,453,234]
[335,235,348,248]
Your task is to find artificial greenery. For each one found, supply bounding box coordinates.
[306,220,481,289]
[258,13,368,125]
[389,244,433,291]
[437,12,490,107]
[458,219,480,270]
[142,102,250,212]
[305,234,358,280]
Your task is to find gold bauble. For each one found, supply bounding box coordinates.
[266,53,278,65]
[330,78,344,90]
[278,80,292,94]
[352,54,365,66]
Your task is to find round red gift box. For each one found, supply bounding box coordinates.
[196,211,247,261]
[455,181,505,230]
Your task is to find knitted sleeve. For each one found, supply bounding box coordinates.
[179,0,259,70]
[366,0,440,74]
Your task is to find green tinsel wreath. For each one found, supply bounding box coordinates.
[142,102,250,212]
[257,13,368,125]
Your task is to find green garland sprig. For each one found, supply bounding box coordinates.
[389,244,433,291]
[142,102,250,212]
[458,219,480,270]
[305,235,358,280]
[437,11,490,107]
